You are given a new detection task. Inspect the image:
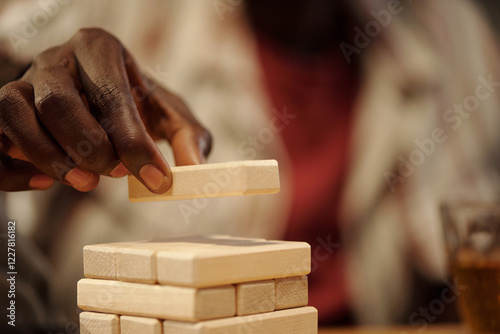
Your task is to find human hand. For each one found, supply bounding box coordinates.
[0,28,211,193]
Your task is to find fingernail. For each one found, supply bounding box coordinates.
[29,174,55,190]
[109,163,129,178]
[139,164,168,192]
[65,168,97,191]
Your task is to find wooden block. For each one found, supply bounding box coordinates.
[83,236,311,287]
[80,312,119,334]
[83,242,136,280]
[128,160,280,202]
[156,238,310,287]
[236,280,275,316]
[275,275,309,310]
[163,306,318,334]
[117,247,156,284]
[121,315,162,334]
[77,278,236,322]
[83,244,118,280]
[114,236,262,283]
[86,236,252,281]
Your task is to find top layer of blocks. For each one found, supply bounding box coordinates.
[83,235,311,288]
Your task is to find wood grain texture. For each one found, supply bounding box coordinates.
[80,312,119,334]
[121,315,162,334]
[83,236,311,288]
[275,275,308,310]
[83,245,119,280]
[155,238,310,287]
[163,306,318,334]
[116,247,156,284]
[128,160,280,202]
[77,278,235,322]
[236,280,275,316]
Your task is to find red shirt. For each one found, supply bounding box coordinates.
[257,36,359,325]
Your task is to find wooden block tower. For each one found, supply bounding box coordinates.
[79,160,318,332]
[78,235,318,334]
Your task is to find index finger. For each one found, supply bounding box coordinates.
[71,29,171,194]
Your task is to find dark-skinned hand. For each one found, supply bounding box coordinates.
[0,28,211,193]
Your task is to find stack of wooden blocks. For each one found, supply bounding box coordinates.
[78,235,318,334]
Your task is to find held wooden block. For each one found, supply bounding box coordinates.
[121,315,162,334]
[163,306,318,334]
[83,236,311,287]
[275,275,309,310]
[77,278,236,322]
[80,312,119,334]
[128,160,280,202]
[236,280,275,316]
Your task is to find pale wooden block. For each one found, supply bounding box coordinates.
[275,275,309,310]
[121,315,162,334]
[83,244,124,280]
[83,236,261,283]
[156,239,311,287]
[163,306,318,334]
[112,236,265,284]
[128,160,280,202]
[80,312,119,334]
[83,242,140,280]
[83,236,310,288]
[77,278,235,322]
[236,280,275,316]
[116,247,156,284]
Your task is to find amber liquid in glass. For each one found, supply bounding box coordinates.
[453,262,500,334]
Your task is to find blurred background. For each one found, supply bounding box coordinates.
[476,0,500,32]
[2,0,500,332]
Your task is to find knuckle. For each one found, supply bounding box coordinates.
[32,46,61,68]
[0,83,28,121]
[73,28,103,41]
[35,87,74,115]
[89,80,124,113]
[72,28,119,46]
